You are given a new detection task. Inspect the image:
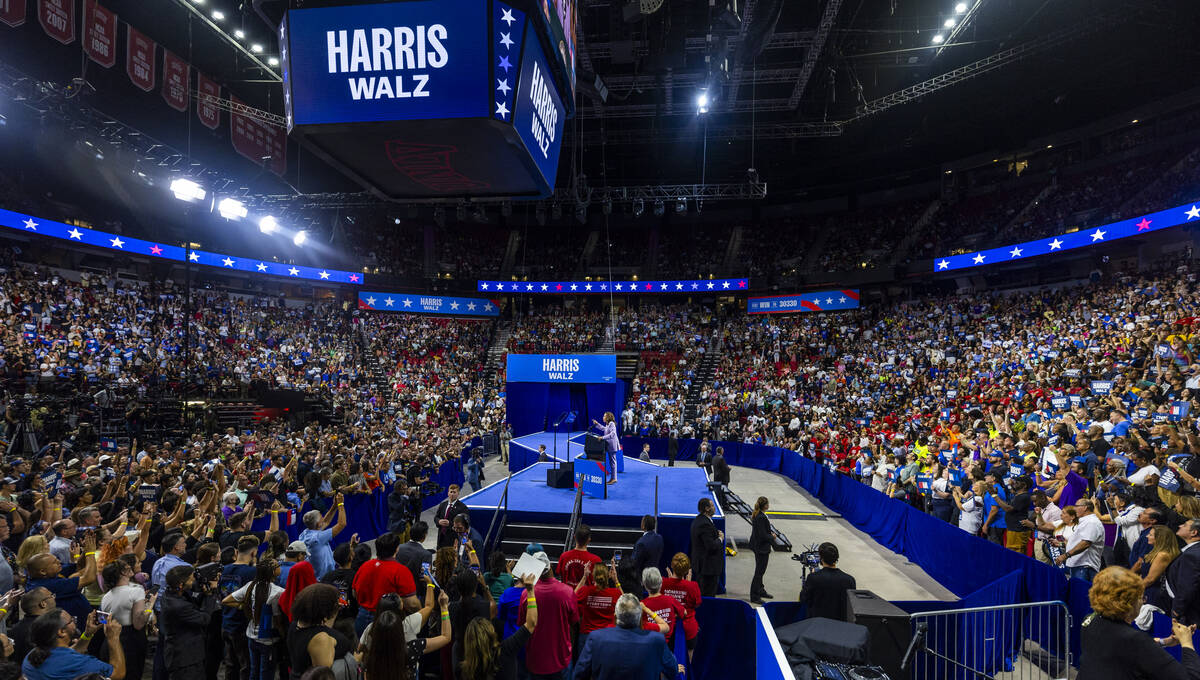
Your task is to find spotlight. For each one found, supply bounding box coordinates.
[394,217,402,225]
[268,57,279,67]
[170,178,206,202]
[653,200,665,217]
[931,34,944,44]
[944,18,955,28]
[292,230,308,246]
[211,10,224,20]
[696,91,709,114]
[218,198,247,220]
[258,215,279,234]
[675,198,687,214]
[955,2,967,12]
[633,198,644,217]
[251,44,264,53]
[234,29,245,39]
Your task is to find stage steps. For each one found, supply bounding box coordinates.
[498,522,644,562]
[683,342,722,421]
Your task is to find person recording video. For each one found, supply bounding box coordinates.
[797,543,856,621]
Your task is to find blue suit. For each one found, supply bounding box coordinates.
[631,530,664,577]
[575,626,677,680]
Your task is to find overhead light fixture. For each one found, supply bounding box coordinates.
[211,10,224,20]
[944,18,955,28]
[258,215,279,234]
[633,198,645,217]
[234,29,245,39]
[955,2,968,13]
[190,0,204,4]
[292,230,308,246]
[170,178,206,202]
[932,34,944,44]
[696,91,709,114]
[653,200,665,217]
[251,44,264,53]
[1131,119,1139,124]
[675,198,687,214]
[268,57,279,66]
[218,198,247,220]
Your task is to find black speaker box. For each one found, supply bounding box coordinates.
[546,464,575,488]
[845,590,909,680]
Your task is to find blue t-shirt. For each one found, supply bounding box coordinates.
[219,563,258,632]
[28,577,91,626]
[277,560,295,587]
[22,646,113,680]
[983,487,1007,530]
[300,528,335,578]
[1110,420,1132,438]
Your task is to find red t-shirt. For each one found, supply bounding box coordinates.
[641,593,687,644]
[660,577,701,640]
[518,577,580,675]
[575,585,622,634]
[557,549,601,586]
[351,558,416,611]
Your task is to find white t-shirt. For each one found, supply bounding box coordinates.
[872,464,895,492]
[230,582,284,640]
[360,610,424,648]
[101,584,146,627]
[958,496,983,534]
[1113,504,1145,549]
[1128,465,1160,487]
[1066,514,1105,570]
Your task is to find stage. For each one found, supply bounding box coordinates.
[464,454,724,576]
[508,429,587,470]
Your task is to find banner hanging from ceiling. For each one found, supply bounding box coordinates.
[0,0,27,28]
[162,49,189,112]
[126,25,156,91]
[231,95,287,176]
[197,73,221,130]
[82,0,117,68]
[38,0,74,44]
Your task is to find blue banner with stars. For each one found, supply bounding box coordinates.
[358,292,499,317]
[493,2,524,124]
[0,207,364,285]
[748,290,860,314]
[477,278,750,294]
[934,200,1200,272]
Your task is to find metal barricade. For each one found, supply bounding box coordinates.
[906,601,1072,680]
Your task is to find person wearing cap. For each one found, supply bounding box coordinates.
[518,550,579,680]
[277,541,309,588]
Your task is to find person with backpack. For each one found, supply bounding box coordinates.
[224,558,285,680]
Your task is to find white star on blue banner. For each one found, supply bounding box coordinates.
[493,3,524,122]
[358,292,498,317]
[748,290,860,314]
[934,200,1200,272]
[477,278,750,294]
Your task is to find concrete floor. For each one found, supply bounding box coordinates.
[439,456,956,606]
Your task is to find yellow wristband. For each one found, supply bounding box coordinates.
[85,552,96,557]
[426,583,435,588]
[80,633,92,641]
[0,608,8,616]
[338,503,345,507]
[143,609,153,615]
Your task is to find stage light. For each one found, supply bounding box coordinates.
[268,57,279,67]
[653,200,665,217]
[218,198,247,220]
[251,44,264,53]
[633,198,645,217]
[1131,119,1139,124]
[676,198,687,214]
[944,18,955,28]
[932,34,944,44]
[293,230,308,246]
[394,217,402,225]
[211,10,224,20]
[170,178,206,202]
[955,2,967,12]
[258,215,279,234]
[696,91,709,114]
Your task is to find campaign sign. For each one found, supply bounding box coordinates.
[283,0,488,126]
[357,291,499,317]
[1170,401,1191,422]
[506,354,616,384]
[573,455,606,499]
[513,23,565,189]
[1051,396,1068,410]
[1090,380,1113,396]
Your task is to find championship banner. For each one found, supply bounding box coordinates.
[162,50,189,112]
[357,292,498,317]
[230,95,287,176]
[83,0,117,68]
[505,354,616,384]
[748,290,860,314]
[196,73,220,130]
[38,0,74,44]
[0,0,27,28]
[126,26,155,91]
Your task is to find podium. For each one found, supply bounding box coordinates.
[574,454,607,499]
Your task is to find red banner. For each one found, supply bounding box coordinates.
[126,26,155,92]
[82,1,116,68]
[196,73,220,130]
[230,95,287,176]
[38,0,74,44]
[161,49,189,113]
[0,0,27,28]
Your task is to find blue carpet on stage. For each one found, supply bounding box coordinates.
[509,430,586,468]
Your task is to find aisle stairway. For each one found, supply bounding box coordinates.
[484,321,513,377]
[683,330,724,421]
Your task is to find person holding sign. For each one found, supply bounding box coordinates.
[590,412,621,485]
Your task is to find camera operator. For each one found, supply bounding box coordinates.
[159,564,221,680]
[797,543,857,622]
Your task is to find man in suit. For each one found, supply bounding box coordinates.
[630,515,664,584]
[798,543,857,621]
[667,431,678,467]
[434,484,469,548]
[690,498,724,596]
[394,520,433,583]
[1167,518,1200,625]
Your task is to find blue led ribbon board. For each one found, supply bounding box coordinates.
[279,0,572,199]
[357,291,499,317]
[748,290,860,314]
[477,277,750,294]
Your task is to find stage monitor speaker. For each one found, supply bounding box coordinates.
[846,590,909,680]
[546,464,575,488]
[584,435,606,460]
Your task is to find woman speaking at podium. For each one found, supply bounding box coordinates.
[591,412,622,485]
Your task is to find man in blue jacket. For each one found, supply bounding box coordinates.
[575,593,681,680]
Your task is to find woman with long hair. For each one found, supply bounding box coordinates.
[287,584,353,680]
[279,561,317,622]
[573,563,620,663]
[99,559,154,680]
[661,553,701,662]
[222,557,284,680]
[1132,525,1180,613]
[460,574,536,680]
[362,591,451,680]
[16,535,48,577]
[749,496,773,603]
[432,547,458,600]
